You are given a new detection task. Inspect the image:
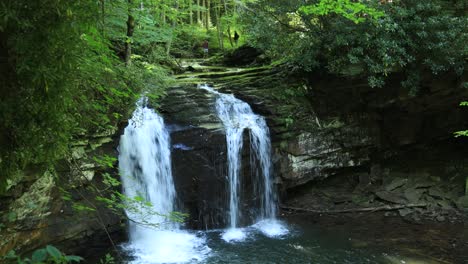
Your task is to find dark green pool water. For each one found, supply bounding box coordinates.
[120,217,445,264]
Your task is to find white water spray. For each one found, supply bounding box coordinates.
[119,99,210,263]
[200,85,287,241]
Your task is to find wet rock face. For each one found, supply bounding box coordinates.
[160,84,226,229]
[269,72,468,219]
[283,143,468,222]
[279,124,377,188]
[161,84,262,229]
[170,127,228,229]
[0,128,125,257]
[160,84,278,229]
[248,71,468,190]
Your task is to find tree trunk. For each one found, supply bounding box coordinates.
[205,0,211,31]
[161,1,166,25]
[196,0,200,24]
[125,0,135,66]
[196,0,200,25]
[201,0,205,27]
[222,0,228,14]
[189,0,193,24]
[227,25,233,47]
[216,1,223,50]
[166,0,178,55]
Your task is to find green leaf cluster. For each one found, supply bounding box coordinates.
[243,0,467,90]
[3,245,82,264]
[455,101,468,137]
[299,0,384,24]
[93,155,118,169]
[0,0,171,192]
[95,189,187,228]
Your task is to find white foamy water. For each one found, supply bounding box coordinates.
[221,228,248,243]
[123,231,210,264]
[221,220,289,243]
[119,100,210,263]
[252,219,289,238]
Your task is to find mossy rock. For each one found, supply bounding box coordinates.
[279,141,289,151]
[456,195,468,209]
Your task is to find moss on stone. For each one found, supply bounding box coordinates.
[10,170,55,221]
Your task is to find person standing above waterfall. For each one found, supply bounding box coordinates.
[234,31,240,46]
[202,39,209,58]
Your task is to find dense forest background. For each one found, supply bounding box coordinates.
[0,0,466,196]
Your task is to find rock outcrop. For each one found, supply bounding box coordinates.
[159,84,229,229]
[160,83,267,229]
[174,61,468,221]
[0,128,125,258]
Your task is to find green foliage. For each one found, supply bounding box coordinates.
[244,0,467,90]
[72,203,96,212]
[299,0,384,24]
[102,173,121,188]
[0,0,171,192]
[7,212,17,222]
[172,25,209,57]
[93,155,118,169]
[99,254,115,264]
[59,187,72,202]
[105,0,174,48]
[455,101,468,137]
[455,130,468,137]
[2,245,82,264]
[95,189,187,228]
[59,166,188,229]
[283,116,294,128]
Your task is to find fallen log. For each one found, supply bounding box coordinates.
[280,203,427,214]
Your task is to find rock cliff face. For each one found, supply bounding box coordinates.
[0,128,125,257]
[160,82,265,229]
[169,61,468,222]
[159,84,229,229]
[276,74,468,186]
[287,72,468,219]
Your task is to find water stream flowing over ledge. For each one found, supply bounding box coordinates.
[118,100,211,263]
[118,94,288,262]
[199,84,287,242]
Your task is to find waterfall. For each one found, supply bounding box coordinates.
[215,93,277,225]
[119,100,176,231]
[200,85,286,241]
[118,99,210,263]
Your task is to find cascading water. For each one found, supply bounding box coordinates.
[200,85,288,242]
[118,99,210,263]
